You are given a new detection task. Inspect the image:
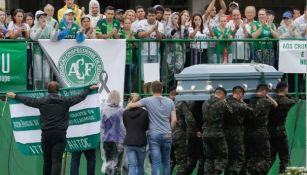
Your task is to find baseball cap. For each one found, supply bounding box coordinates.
[65,9,75,15]
[35,10,47,19]
[229,1,239,8]
[282,11,293,19]
[115,9,124,14]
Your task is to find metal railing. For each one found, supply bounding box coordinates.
[0,38,305,99]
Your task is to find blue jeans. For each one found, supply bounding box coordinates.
[125,145,146,175]
[70,149,96,175]
[148,133,172,175]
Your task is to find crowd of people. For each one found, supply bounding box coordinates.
[0,0,306,92]
[2,0,305,174]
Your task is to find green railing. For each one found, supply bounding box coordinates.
[0,39,305,99]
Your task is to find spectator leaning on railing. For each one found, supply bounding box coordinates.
[136,7,164,94]
[131,5,146,35]
[80,15,96,39]
[293,6,307,38]
[251,8,279,66]
[122,18,136,93]
[203,0,227,64]
[278,11,300,39]
[7,9,30,39]
[189,13,209,64]
[30,10,57,89]
[209,14,233,64]
[164,12,188,89]
[57,9,85,42]
[96,6,123,39]
[226,9,250,63]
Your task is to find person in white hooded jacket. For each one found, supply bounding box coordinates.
[30,10,57,89]
[88,0,105,28]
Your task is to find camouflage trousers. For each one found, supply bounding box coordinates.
[172,132,190,175]
[269,134,289,174]
[224,129,245,175]
[245,132,271,175]
[187,136,205,175]
[203,136,228,175]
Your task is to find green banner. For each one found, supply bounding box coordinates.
[0,42,27,93]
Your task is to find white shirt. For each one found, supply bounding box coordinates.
[7,22,30,39]
[89,14,105,28]
[226,20,250,60]
[132,19,145,33]
[188,26,209,49]
[293,14,307,37]
[136,20,164,56]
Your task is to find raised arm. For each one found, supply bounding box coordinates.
[7,92,42,108]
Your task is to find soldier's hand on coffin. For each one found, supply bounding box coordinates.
[6,92,16,98]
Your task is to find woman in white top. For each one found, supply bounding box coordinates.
[7,9,30,39]
[278,11,300,39]
[189,13,209,64]
[164,12,189,89]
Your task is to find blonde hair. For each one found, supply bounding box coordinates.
[124,9,136,21]
[129,93,140,103]
[245,6,256,15]
[108,90,121,106]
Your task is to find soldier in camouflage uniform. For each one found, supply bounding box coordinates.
[187,101,205,175]
[202,87,233,175]
[224,86,254,175]
[268,82,298,174]
[173,100,197,175]
[246,84,278,175]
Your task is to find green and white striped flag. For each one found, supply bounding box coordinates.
[8,86,101,155]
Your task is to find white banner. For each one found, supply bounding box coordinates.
[279,40,307,74]
[38,39,126,104]
[9,86,101,155]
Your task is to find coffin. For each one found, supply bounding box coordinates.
[175,64,284,101]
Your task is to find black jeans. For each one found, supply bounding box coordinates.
[41,130,66,175]
[70,149,96,175]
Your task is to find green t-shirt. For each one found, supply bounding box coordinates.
[251,21,275,49]
[106,23,113,34]
[58,22,79,39]
[96,19,123,39]
[213,26,232,54]
[124,32,134,64]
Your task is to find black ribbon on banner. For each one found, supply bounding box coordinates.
[99,70,110,93]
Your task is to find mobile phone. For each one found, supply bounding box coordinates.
[53,22,58,28]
